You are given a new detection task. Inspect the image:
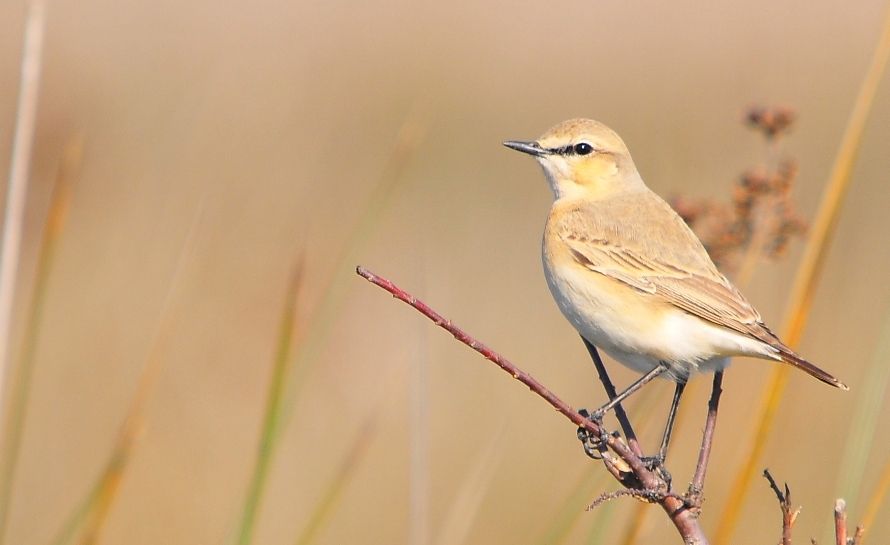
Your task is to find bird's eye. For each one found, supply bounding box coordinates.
[573,142,594,155]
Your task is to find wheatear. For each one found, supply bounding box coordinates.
[504,118,846,461]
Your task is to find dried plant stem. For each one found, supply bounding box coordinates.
[714,7,890,543]
[48,204,204,545]
[535,468,609,545]
[0,0,46,452]
[619,503,649,545]
[0,138,81,544]
[733,199,777,288]
[357,266,710,545]
[859,457,890,544]
[293,411,378,545]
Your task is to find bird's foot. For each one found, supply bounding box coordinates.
[641,454,672,487]
[577,408,608,459]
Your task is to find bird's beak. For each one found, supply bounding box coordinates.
[503,140,547,157]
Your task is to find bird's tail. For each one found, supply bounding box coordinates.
[775,345,848,390]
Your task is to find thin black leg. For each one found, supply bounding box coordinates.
[657,380,687,462]
[593,364,668,417]
[582,338,639,452]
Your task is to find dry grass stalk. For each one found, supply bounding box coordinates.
[713,8,890,543]
[0,137,82,544]
[0,0,47,455]
[433,428,505,545]
[47,205,204,545]
[858,458,890,544]
[293,411,379,545]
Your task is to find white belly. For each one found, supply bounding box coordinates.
[543,257,772,382]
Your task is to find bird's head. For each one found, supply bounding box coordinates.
[504,118,643,200]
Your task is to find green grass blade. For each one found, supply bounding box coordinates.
[828,310,890,535]
[235,261,304,545]
[293,412,379,545]
[434,427,504,545]
[533,469,606,545]
[232,108,427,545]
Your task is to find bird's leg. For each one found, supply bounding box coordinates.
[590,364,668,420]
[641,379,686,485]
[582,338,640,455]
[657,380,686,463]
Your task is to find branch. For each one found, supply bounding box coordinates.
[832,499,864,545]
[835,500,847,545]
[763,469,798,545]
[357,266,709,544]
[689,371,724,502]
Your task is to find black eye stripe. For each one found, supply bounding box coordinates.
[546,143,595,156]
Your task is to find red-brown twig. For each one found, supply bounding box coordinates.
[763,469,798,545]
[689,371,724,503]
[357,266,709,544]
[835,500,847,545]
[832,499,865,545]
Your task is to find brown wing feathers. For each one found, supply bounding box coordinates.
[560,200,847,390]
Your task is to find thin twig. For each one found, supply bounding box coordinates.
[763,469,798,545]
[357,266,709,545]
[587,488,673,510]
[582,338,642,457]
[689,371,724,503]
[835,500,847,545]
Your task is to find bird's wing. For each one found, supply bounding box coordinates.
[556,197,776,344]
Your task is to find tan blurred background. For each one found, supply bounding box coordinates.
[1,0,890,543]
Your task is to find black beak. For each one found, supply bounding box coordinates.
[503,140,546,157]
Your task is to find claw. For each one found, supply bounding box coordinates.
[577,408,610,460]
[641,455,672,487]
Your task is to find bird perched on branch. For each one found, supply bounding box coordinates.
[504,118,846,463]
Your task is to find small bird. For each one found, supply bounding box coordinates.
[504,118,847,461]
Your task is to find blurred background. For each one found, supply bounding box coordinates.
[1,0,889,544]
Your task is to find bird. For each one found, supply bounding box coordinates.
[503,118,847,463]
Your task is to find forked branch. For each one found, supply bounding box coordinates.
[763,469,799,545]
